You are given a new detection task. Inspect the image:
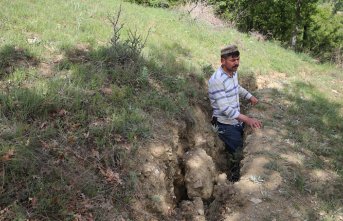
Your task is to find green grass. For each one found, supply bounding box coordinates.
[0,0,342,220]
[259,79,343,217]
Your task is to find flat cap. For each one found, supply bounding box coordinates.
[221,45,239,56]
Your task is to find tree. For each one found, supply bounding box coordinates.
[305,3,343,62]
[213,0,318,49]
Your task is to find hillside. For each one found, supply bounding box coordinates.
[0,0,342,220]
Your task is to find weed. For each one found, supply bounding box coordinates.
[0,87,54,121]
[264,161,282,173]
[292,172,306,193]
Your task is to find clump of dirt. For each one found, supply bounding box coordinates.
[184,148,216,200]
[178,197,206,221]
[207,181,246,221]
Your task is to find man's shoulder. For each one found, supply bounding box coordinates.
[209,68,225,84]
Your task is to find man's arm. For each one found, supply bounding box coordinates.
[237,85,261,128]
[238,85,252,100]
[238,85,259,105]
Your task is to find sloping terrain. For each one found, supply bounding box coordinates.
[0,1,342,220]
[220,74,343,221]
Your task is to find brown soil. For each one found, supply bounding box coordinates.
[129,73,342,221]
[126,73,262,220]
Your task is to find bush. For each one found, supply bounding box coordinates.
[126,0,171,8]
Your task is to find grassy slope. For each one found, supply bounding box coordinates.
[0,0,342,220]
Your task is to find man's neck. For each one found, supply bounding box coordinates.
[221,65,234,77]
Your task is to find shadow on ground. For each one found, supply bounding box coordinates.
[282,81,343,207]
[0,45,39,78]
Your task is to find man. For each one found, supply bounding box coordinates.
[208,45,262,181]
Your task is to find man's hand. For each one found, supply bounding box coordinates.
[237,114,262,129]
[249,96,258,106]
[245,117,262,129]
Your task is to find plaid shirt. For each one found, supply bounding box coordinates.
[208,67,252,125]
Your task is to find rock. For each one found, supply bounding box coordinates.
[184,148,216,199]
[225,207,232,213]
[193,180,203,188]
[193,197,205,216]
[249,197,262,204]
[100,87,112,95]
[217,173,227,185]
[27,36,40,44]
[149,143,167,158]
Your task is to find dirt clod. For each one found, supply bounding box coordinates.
[180,197,206,221]
[184,148,216,200]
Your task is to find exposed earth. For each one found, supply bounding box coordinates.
[129,73,342,221]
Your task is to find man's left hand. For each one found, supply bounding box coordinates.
[250,96,259,105]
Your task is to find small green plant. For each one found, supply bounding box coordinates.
[0,87,54,120]
[98,5,151,88]
[201,63,214,78]
[264,161,282,172]
[292,172,306,193]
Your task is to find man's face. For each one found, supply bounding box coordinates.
[221,56,240,73]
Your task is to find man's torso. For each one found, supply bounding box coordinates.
[208,67,241,125]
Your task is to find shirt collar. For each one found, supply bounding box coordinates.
[220,66,236,78]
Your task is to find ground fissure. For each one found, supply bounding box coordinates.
[132,78,257,220]
[132,73,340,221]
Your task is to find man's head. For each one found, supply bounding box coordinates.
[221,45,240,74]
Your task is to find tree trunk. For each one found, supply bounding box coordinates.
[291,0,302,50]
[302,23,308,49]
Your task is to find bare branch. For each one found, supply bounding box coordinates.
[108,4,124,46]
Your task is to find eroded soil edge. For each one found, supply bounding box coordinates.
[129,73,323,221]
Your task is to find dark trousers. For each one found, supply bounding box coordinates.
[217,122,244,154]
[217,122,244,181]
